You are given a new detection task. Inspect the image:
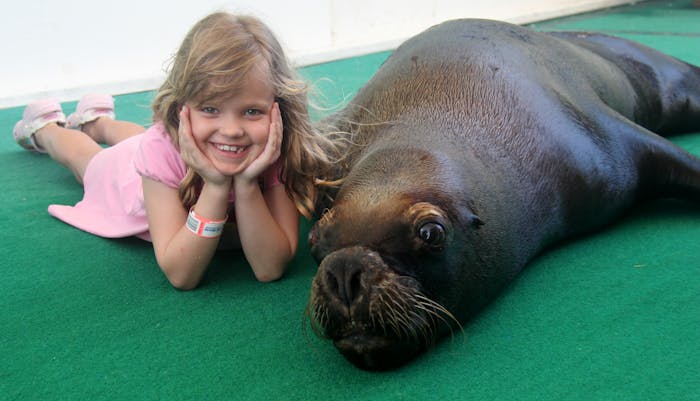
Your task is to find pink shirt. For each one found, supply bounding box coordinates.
[48,122,282,240]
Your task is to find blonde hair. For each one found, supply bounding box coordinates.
[152,12,339,218]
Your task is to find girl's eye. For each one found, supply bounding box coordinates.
[245,109,262,116]
[200,106,218,114]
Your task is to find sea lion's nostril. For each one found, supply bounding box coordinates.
[325,262,363,308]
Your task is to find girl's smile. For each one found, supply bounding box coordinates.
[213,143,247,154]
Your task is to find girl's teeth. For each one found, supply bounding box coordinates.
[216,144,245,153]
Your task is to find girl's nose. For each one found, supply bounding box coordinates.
[220,115,244,137]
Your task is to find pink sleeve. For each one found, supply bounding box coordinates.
[133,123,187,189]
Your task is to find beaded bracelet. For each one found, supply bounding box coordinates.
[186,207,227,238]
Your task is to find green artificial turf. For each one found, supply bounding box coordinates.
[1,1,699,399]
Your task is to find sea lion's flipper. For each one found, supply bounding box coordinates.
[597,108,700,202]
[552,31,700,134]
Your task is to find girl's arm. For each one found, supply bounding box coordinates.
[233,180,299,282]
[142,105,233,290]
[142,176,230,290]
[231,103,299,281]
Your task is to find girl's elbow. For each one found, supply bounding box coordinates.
[159,262,200,290]
[253,247,294,282]
[168,276,199,291]
[253,260,289,282]
[254,269,284,283]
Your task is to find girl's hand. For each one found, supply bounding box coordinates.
[178,105,231,187]
[236,102,283,184]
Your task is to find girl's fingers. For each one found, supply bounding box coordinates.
[178,105,230,186]
[256,103,282,163]
[272,102,282,130]
[178,106,193,154]
[236,104,283,182]
[179,107,210,167]
[268,102,283,159]
[179,105,207,163]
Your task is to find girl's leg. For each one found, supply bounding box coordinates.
[15,96,145,183]
[82,116,145,146]
[65,93,144,146]
[33,123,102,184]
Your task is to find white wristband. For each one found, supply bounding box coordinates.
[186,207,227,238]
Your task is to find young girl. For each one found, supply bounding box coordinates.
[12,12,337,290]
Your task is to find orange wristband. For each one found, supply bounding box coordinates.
[186,207,227,238]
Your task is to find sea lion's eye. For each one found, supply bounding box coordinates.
[418,222,446,250]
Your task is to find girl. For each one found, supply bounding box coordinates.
[12,12,337,290]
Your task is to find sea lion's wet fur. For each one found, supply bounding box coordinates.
[307,19,700,370]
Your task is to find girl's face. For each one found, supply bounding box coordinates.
[186,65,276,177]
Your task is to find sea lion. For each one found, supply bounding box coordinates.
[306,19,700,370]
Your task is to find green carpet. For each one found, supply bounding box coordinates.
[2,1,699,399]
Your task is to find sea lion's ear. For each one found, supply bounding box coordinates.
[469,214,484,228]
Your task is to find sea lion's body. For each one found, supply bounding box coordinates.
[307,19,700,370]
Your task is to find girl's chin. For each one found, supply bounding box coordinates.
[212,163,248,177]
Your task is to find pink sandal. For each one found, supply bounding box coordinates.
[13,98,66,153]
[66,94,115,130]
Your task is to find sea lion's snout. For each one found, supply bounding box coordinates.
[309,246,424,370]
[308,245,459,370]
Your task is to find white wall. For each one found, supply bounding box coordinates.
[0,0,634,108]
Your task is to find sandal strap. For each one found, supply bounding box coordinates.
[66,94,115,130]
[13,99,66,153]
